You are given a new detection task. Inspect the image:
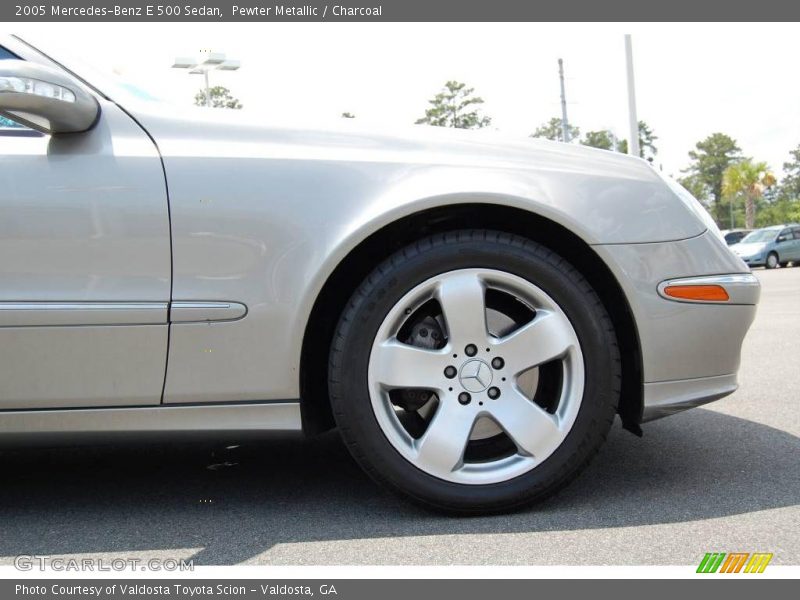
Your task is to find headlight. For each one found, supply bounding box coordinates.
[658,172,725,243]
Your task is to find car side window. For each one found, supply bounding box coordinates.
[0,45,27,130]
[792,227,800,240]
[778,229,793,241]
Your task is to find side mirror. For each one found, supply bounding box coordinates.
[0,59,100,135]
[777,235,788,243]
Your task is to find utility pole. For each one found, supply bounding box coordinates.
[624,35,640,157]
[558,58,570,143]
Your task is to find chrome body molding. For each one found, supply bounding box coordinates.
[0,302,168,327]
[642,374,738,421]
[170,301,247,322]
[0,301,248,327]
[0,401,301,445]
[657,273,761,305]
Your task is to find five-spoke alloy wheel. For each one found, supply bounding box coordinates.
[329,231,621,513]
[368,268,584,485]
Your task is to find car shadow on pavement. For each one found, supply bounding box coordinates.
[0,407,797,565]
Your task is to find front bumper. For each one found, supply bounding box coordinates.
[738,255,764,267]
[642,373,738,421]
[593,230,759,420]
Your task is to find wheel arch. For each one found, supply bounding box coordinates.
[299,203,644,436]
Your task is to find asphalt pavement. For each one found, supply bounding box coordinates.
[0,268,798,566]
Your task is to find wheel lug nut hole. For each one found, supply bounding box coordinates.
[479,401,483,406]
[458,392,471,405]
[487,386,501,400]
[444,366,457,379]
[465,344,477,357]
[491,357,505,369]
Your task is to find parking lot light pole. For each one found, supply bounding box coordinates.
[558,58,570,143]
[624,35,640,158]
[171,51,241,107]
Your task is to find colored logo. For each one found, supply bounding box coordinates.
[696,552,773,573]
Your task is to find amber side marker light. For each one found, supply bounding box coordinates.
[663,284,730,302]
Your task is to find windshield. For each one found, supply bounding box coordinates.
[741,229,778,243]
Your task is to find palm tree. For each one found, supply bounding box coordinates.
[722,160,776,229]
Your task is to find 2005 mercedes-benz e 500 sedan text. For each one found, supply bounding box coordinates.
[0,35,759,513]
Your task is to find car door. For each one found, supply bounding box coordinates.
[0,43,171,409]
[792,227,800,261]
[775,228,794,263]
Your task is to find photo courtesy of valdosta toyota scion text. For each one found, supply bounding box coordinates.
[0,0,798,591]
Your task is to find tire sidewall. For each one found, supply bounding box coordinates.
[331,233,618,511]
[767,253,779,269]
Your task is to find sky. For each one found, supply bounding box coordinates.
[13,22,800,177]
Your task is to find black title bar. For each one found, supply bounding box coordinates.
[5,0,800,22]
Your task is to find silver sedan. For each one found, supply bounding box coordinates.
[0,35,759,513]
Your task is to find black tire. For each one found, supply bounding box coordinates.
[766,252,779,269]
[328,230,621,514]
